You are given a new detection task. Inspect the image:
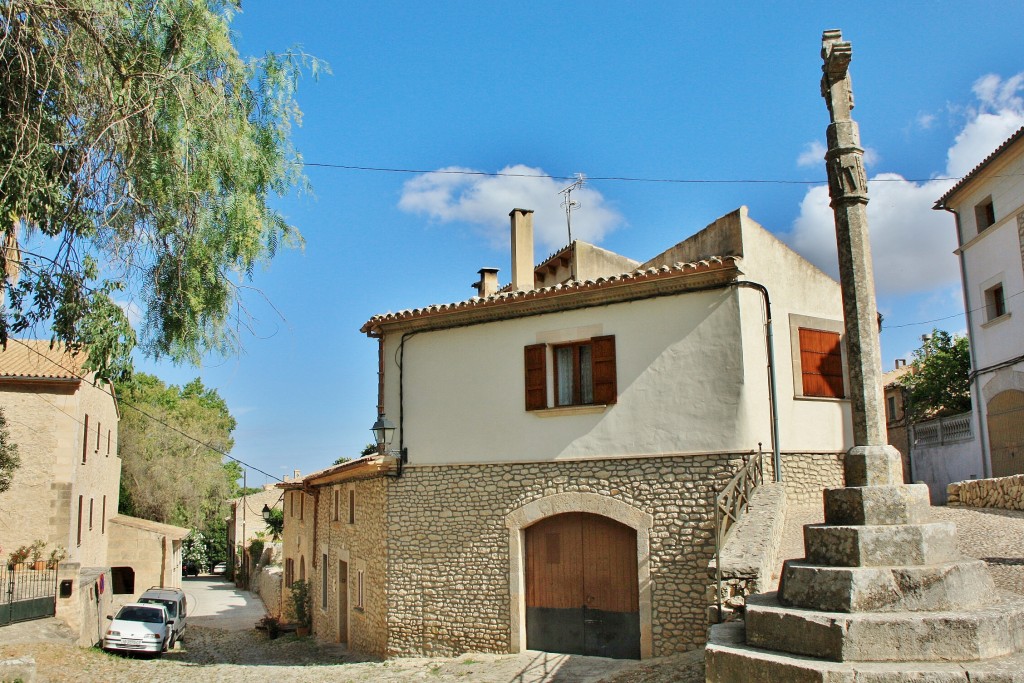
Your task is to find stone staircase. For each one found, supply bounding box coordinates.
[706,445,1024,681]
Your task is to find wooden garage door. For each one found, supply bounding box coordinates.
[525,512,640,659]
[988,390,1024,477]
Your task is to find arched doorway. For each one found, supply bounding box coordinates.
[525,512,640,659]
[988,389,1024,476]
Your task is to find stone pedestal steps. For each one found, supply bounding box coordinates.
[706,447,1024,682]
[707,620,1024,682]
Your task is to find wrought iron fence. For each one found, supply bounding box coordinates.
[913,411,974,447]
[1,565,59,626]
[712,448,764,622]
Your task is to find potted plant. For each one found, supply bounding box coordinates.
[288,579,312,636]
[48,545,67,569]
[257,614,281,639]
[8,544,31,570]
[30,540,46,570]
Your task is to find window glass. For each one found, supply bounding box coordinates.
[556,346,573,405]
[579,345,593,404]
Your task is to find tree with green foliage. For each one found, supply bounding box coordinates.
[0,0,324,378]
[334,443,377,466]
[264,507,284,540]
[116,372,237,530]
[900,329,972,422]
[0,408,20,493]
[181,529,208,571]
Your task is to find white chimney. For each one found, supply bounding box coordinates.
[473,268,500,297]
[510,208,535,291]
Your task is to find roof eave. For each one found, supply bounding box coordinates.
[362,258,742,336]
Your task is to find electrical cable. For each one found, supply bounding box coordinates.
[7,338,283,482]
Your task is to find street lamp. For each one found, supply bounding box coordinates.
[371,413,407,462]
[261,503,271,523]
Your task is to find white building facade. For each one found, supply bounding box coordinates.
[309,206,853,659]
[936,126,1024,478]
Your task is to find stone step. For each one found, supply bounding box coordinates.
[824,484,931,526]
[804,522,958,567]
[778,558,993,612]
[706,620,1024,682]
[743,591,1024,662]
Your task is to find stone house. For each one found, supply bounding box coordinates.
[882,361,912,481]
[226,484,284,576]
[0,340,186,643]
[289,206,852,659]
[935,125,1024,479]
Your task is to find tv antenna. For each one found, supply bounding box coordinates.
[559,173,586,244]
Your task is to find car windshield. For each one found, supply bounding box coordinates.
[140,598,176,617]
[116,606,165,623]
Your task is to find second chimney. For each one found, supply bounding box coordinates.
[510,208,535,292]
[473,268,500,297]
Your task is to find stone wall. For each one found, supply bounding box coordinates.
[709,483,787,615]
[947,474,1024,510]
[311,478,389,657]
[777,452,845,506]
[386,453,745,658]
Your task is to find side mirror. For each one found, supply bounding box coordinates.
[167,619,175,625]
[106,615,113,620]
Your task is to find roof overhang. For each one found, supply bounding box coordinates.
[278,454,398,490]
[362,257,742,336]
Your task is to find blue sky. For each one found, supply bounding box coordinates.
[133,2,1024,485]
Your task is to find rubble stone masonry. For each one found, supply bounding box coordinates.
[311,477,389,657]
[385,453,747,657]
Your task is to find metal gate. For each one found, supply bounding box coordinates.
[1,565,58,626]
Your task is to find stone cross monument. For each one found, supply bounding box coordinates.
[705,30,1024,680]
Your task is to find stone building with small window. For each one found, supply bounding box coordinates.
[292,206,852,659]
[935,125,1024,478]
[0,341,186,644]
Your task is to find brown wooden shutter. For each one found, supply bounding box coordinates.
[799,328,844,398]
[524,343,547,410]
[591,335,617,405]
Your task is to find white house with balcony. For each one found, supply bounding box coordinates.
[935,125,1024,480]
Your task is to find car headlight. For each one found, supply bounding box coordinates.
[106,630,120,636]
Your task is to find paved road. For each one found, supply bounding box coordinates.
[183,576,267,631]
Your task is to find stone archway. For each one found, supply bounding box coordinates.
[506,493,653,659]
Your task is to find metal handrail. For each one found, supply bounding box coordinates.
[713,447,764,622]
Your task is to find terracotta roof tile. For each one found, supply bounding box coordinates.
[0,340,88,381]
[935,125,1024,208]
[361,256,739,332]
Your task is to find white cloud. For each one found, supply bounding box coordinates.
[397,165,624,250]
[916,112,936,130]
[786,73,1024,297]
[796,141,827,168]
[797,139,879,169]
[114,299,142,328]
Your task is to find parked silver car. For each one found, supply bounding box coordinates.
[103,603,173,655]
[138,586,187,647]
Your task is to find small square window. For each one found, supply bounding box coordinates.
[985,283,1006,321]
[975,197,996,233]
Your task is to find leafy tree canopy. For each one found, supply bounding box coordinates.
[116,372,237,530]
[0,0,324,379]
[334,442,377,466]
[899,329,972,422]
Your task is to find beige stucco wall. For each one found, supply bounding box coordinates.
[310,478,388,657]
[0,377,120,569]
[106,516,184,600]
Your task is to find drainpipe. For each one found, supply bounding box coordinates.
[734,282,782,483]
[940,205,991,478]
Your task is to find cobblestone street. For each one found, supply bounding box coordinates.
[1,505,1020,683]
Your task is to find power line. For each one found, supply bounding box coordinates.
[884,287,1024,330]
[302,161,985,186]
[7,338,283,483]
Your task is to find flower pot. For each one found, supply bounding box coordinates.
[33,560,46,570]
[296,626,310,637]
